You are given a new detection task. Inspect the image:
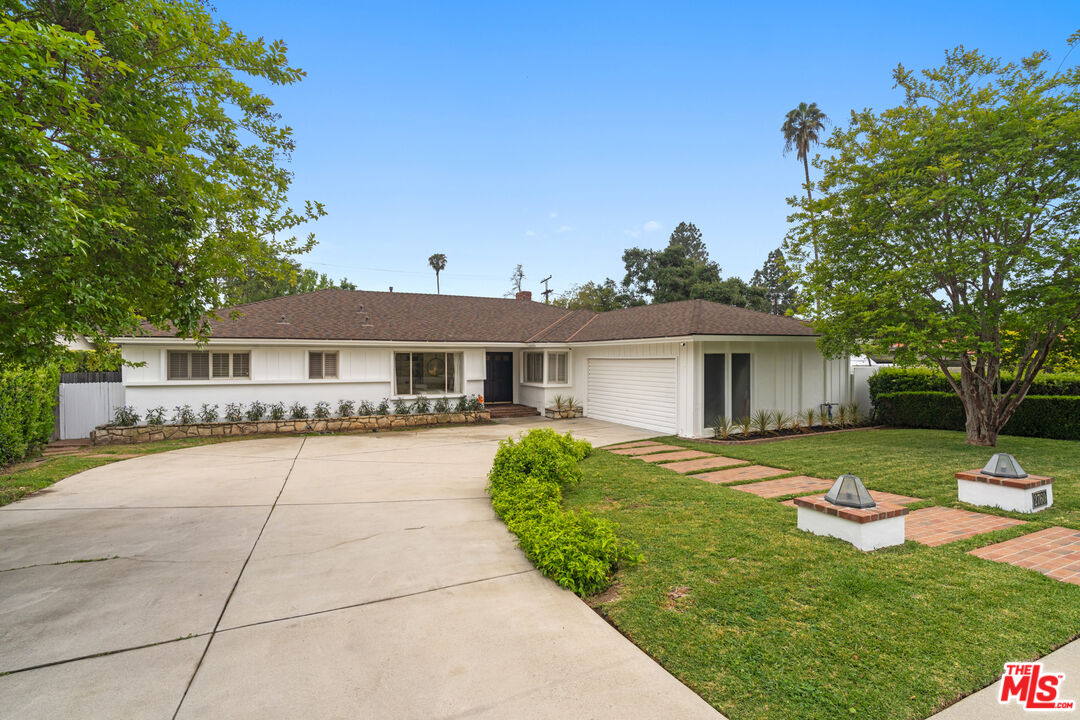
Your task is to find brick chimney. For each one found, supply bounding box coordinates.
[515,290,532,301]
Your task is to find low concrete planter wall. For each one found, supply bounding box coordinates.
[544,407,583,419]
[91,411,492,446]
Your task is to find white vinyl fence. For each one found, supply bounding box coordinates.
[55,372,124,440]
[849,363,882,417]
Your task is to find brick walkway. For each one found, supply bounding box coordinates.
[603,440,664,450]
[640,450,712,463]
[970,526,1080,585]
[691,465,788,484]
[734,475,833,499]
[904,506,1026,546]
[609,444,684,456]
[656,456,745,474]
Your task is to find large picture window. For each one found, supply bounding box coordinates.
[394,352,459,395]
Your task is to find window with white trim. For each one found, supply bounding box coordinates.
[393,352,459,395]
[524,352,544,383]
[548,352,568,384]
[211,352,250,378]
[308,351,339,379]
[167,351,210,380]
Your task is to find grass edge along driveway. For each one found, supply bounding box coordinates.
[564,429,1080,720]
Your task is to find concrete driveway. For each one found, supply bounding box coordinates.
[0,418,723,720]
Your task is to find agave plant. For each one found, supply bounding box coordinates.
[551,394,566,411]
[752,409,774,436]
[774,411,792,433]
[736,416,753,438]
[789,411,804,433]
[846,401,863,426]
[712,414,732,440]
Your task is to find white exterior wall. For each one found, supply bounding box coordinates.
[118,337,846,440]
[691,338,849,438]
[120,343,483,415]
[566,340,695,437]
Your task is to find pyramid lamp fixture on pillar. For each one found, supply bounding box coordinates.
[980,453,1028,479]
[824,473,877,509]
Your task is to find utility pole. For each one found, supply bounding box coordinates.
[540,275,553,304]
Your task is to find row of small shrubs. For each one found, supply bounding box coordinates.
[109,394,485,427]
[0,365,60,466]
[867,367,1080,406]
[487,428,640,596]
[712,402,866,440]
[876,391,1080,441]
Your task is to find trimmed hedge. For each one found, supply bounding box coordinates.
[488,428,640,596]
[868,367,1080,408]
[0,365,60,466]
[876,391,1080,441]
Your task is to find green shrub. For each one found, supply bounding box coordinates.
[0,365,60,466]
[868,367,1080,409]
[487,429,638,596]
[876,391,1080,441]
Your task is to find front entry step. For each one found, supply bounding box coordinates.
[487,404,541,419]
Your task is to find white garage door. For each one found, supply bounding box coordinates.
[586,358,677,434]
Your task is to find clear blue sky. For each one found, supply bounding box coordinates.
[215,0,1077,298]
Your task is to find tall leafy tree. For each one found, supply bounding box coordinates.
[787,40,1080,446]
[622,223,769,312]
[428,253,447,294]
[552,279,639,311]
[781,102,827,260]
[751,248,797,315]
[0,0,324,365]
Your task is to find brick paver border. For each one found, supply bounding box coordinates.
[970,526,1080,585]
[905,506,1026,546]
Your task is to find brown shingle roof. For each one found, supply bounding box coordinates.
[127,289,815,342]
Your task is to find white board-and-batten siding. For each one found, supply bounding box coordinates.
[119,345,487,414]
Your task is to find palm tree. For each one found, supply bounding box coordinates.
[428,253,447,294]
[781,102,828,261]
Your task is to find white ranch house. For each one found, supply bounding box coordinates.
[114,289,850,438]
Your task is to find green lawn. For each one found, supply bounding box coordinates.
[563,429,1080,720]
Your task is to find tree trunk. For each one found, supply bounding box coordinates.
[958,366,1000,446]
[803,155,816,263]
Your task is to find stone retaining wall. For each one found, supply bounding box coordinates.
[91,411,492,446]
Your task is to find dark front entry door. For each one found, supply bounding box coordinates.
[704,353,726,427]
[485,352,513,403]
